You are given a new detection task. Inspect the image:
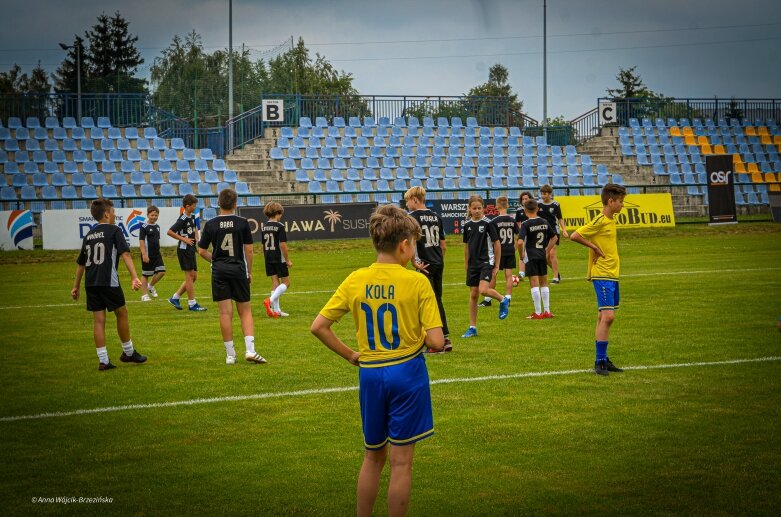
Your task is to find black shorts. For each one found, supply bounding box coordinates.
[142,255,166,277]
[265,262,289,278]
[552,233,561,247]
[177,248,197,271]
[499,253,517,270]
[466,264,494,287]
[212,275,251,303]
[85,286,126,312]
[524,258,548,278]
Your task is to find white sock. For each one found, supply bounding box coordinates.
[96,346,109,364]
[519,271,525,278]
[121,340,134,356]
[244,336,256,355]
[172,293,180,300]
[224,340,235,357]
[541,287,550,312]
[188,299,197,307]
[484,296,492,303]
[270,284,287,304]
[531,287,542,314]
[505,294,512,300]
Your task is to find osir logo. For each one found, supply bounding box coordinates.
[709,170,732,186]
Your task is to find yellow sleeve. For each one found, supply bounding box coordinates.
[417,275,443,331]
[319,272,354,322]
[576,215,604,240]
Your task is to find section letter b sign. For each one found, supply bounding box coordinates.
[262,100,283,122]
[599,102,616,125]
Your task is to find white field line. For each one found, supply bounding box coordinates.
[1,266,780,311]
[1,356,779,423]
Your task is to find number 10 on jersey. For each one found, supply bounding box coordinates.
[360,302,400,350]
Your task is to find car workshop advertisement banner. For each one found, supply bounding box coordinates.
[706,154,737,224]
[239,202,377,241]
[41,207,200,250]
[0,210,34,251]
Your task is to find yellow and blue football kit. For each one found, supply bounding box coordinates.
[576,213,620,311]
[319,263,442,449]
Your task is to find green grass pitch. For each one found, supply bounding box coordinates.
[0,222,780,515]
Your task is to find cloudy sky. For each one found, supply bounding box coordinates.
[1,0,780,120]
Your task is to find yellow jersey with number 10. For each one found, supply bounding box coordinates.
[319,263,442,368]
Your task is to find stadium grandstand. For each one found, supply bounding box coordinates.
[1,95,779,222]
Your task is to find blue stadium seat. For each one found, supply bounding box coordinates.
[121,184,137,198]
[168,171,183,184]
[26,117,41,129]
[160,183,176,197]
[97,117,112,129]
[197,183,213,196]
[178,183,193,196]
[139,184,156,198]
[60,185,78,200]
[107,127,121,140]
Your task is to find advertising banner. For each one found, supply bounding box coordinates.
[705,155,737,224]
[42,207,200,250]
[239,203,377,241]
[424,193,674,234]
[559,193,675,229]
[0,210,34,251]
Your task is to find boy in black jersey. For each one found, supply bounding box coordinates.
[518,199,557,319]
[404,186,452,352]
[71,198,147,371]
[139,205,165,301]
[167,194,207,311]
[479,196,517,308]
[538,184,569,284]
[461,195,510,338]
[513,191,533,282]
[198,189,266,364]
[261,202,293,318]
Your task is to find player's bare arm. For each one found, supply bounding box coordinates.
[280,242,292,268]
[243,243,253,283]
[197,246,212,263]
[310,315,360,366]
[71,265,85,300]
[559,219,569,239]
[139,239,149,263]
[570,232,604,259]
[492,240,501,275]
[424,327,445,351]
[121,252,143,290]
[167,229,193,246]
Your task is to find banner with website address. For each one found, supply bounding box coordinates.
[41,207,201,250]
[559,193,675,229]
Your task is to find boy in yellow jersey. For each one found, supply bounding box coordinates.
[311,204,444,517]
[570,183,627,376]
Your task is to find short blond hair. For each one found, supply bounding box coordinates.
[496,196,509,209]
[369,204,420,253]
[404,186,426,204]
[264,201,284,218]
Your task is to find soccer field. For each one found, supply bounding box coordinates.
[1,223,780,516]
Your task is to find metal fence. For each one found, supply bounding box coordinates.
[598,97,781,127]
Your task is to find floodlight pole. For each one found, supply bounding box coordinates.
[228,0,233,121]
[543,0,547,139]
[59,42,82,121]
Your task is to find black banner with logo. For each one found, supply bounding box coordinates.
[239,203,377,241]
[417,198,521,234]
[705,155,737,224]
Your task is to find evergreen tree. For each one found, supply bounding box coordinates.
[606,66,651,99]
[466,64,523,114]
[0,65,26,94]
[26,61,51,93]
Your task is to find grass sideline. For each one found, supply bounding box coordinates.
[0,223,780,515]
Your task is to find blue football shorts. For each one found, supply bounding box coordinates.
[358,354,434,450]
[593,279,620,311]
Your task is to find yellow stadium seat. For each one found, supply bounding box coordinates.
[765,173,777,182]
[745,126,757,136]
[750,171,763,182]
[732,153,743,164]
[761,135,772,145]
[714,145,726,154]
[684,135,697,146]
[747,163,759,174]
[700,144,713,155]
[669,127,681,137]
[770,183,781,192]
[758,126,769,136]
[735,161,747,173]
[682,126,694,136]
[774,136,781,145]
[696,136,709,145]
